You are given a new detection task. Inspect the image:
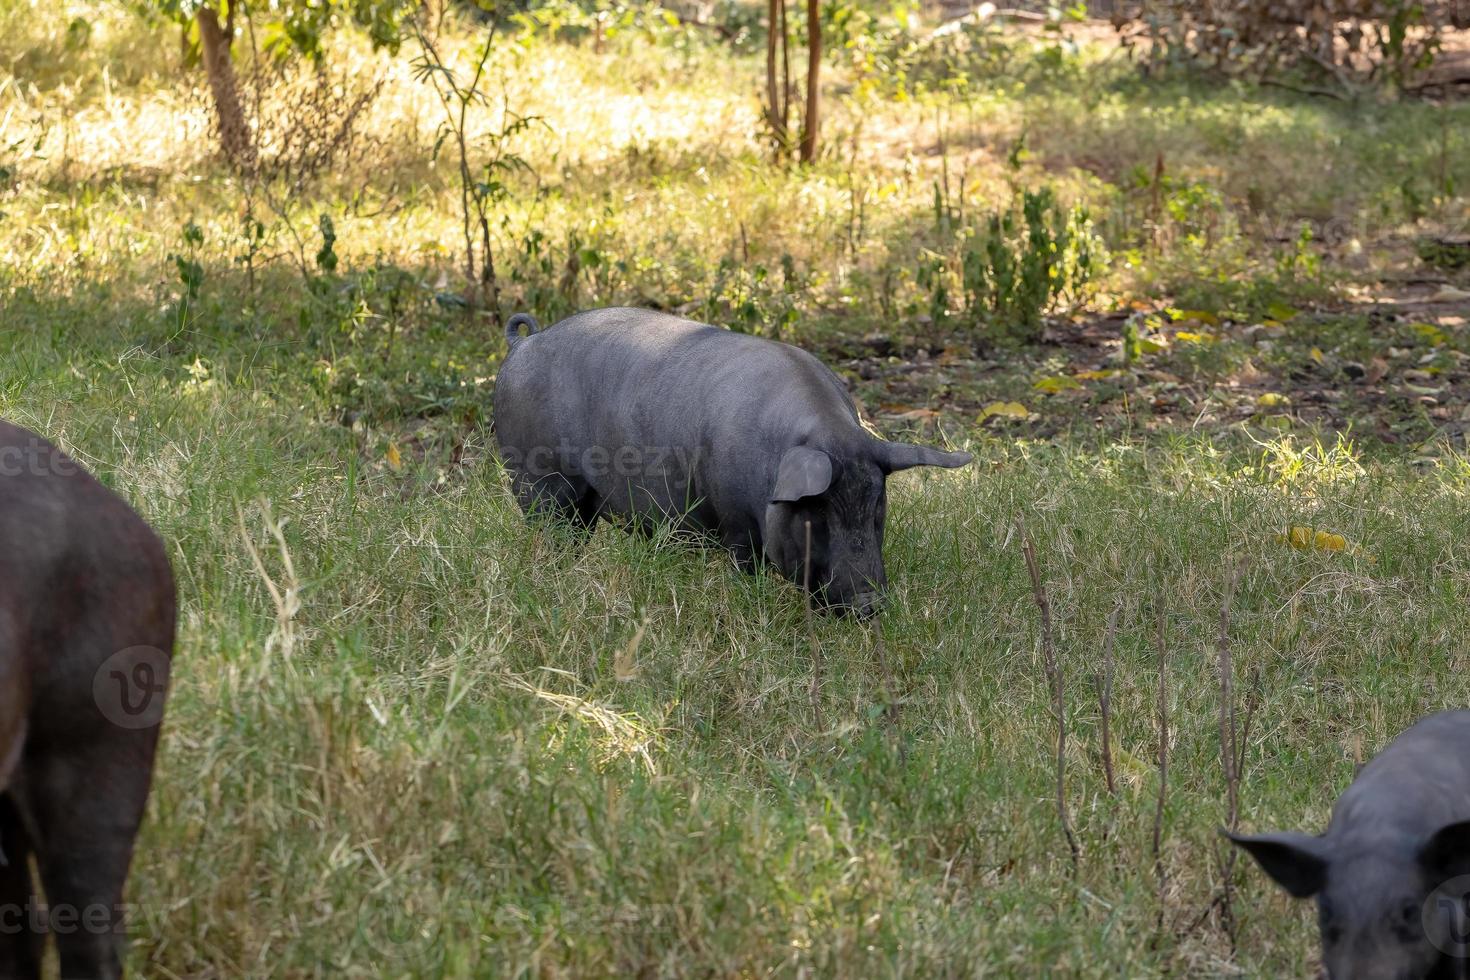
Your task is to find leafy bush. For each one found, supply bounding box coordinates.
[700,253,805,339]
[914,186,1104,344]
[960,188,1099,339]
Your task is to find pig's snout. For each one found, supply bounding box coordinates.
[826,589,882,619]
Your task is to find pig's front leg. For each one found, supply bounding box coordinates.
[509,469,599,530]
[722,528,761,573]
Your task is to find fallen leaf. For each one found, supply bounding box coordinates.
[887,408,941,422]
[1276,526,1351,554]
[1267,302,1301,322]
[1365,357,1390,384]
[1175,331,1218,344]
[1310,347,1324,364]
[1412,322,1449,346]
[1235,358,1268,384]
[1075,368,1120,381]
[1033,375,1083,393]
[386,442,403,471]
[1173,309,1221,327]
[979,401,1032,421]
[1255,392,1291,408]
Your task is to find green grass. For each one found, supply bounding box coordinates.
[9,316,1470,975]
[4,1,1470,975]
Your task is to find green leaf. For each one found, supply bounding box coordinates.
[1033,375,1083,393]
[1266,302,1300,323]
[1171,308,1220,326]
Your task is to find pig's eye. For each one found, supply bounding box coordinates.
[1323,924,1342,945]
[1390,900,1425,943]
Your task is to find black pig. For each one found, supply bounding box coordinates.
[1229,710,1470,980]
[0,421,175,979]
[493,308,972,616]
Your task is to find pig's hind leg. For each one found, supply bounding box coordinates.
[0,795,43,979]
[19,586,172,980]
[0,623,40,978]
[18,729,156,980]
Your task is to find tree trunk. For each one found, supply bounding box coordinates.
[765,0,784,146]
[799,0,820,164]
[196,6,254,168]
[779,0,791,134]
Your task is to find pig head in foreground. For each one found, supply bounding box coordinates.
[1229,710,1470,980]
[0,421,175,979]
[493,307,972,616]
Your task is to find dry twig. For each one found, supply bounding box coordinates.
[1020,523,1079,874]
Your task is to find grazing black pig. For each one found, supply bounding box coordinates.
[1229,710,1470,980]
[0,421,175,979]
[493,308,972,616]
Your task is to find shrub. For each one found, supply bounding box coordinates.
[937,187,1103,344]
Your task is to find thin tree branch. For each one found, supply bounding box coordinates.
[1153,604,1170,937]
[1096,599,1122,796]
[1020,522,1079,875]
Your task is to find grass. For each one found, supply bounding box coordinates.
[12,330,1470,975]
[4,0,1470,975]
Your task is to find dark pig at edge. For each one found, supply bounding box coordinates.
[0,420,176,979]
[1228,710,1470,980]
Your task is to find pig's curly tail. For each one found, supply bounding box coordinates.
[506,313,540,350]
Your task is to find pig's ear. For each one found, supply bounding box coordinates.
[874,440,973,474]
[1224,830,1331,898]
[1419,820,1470,878]
[771,447,835,502]
[1225,830,1332,898]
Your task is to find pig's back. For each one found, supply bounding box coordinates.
[495,307,856,449]
[1331,711,1470,840]
[502,307,789,390]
